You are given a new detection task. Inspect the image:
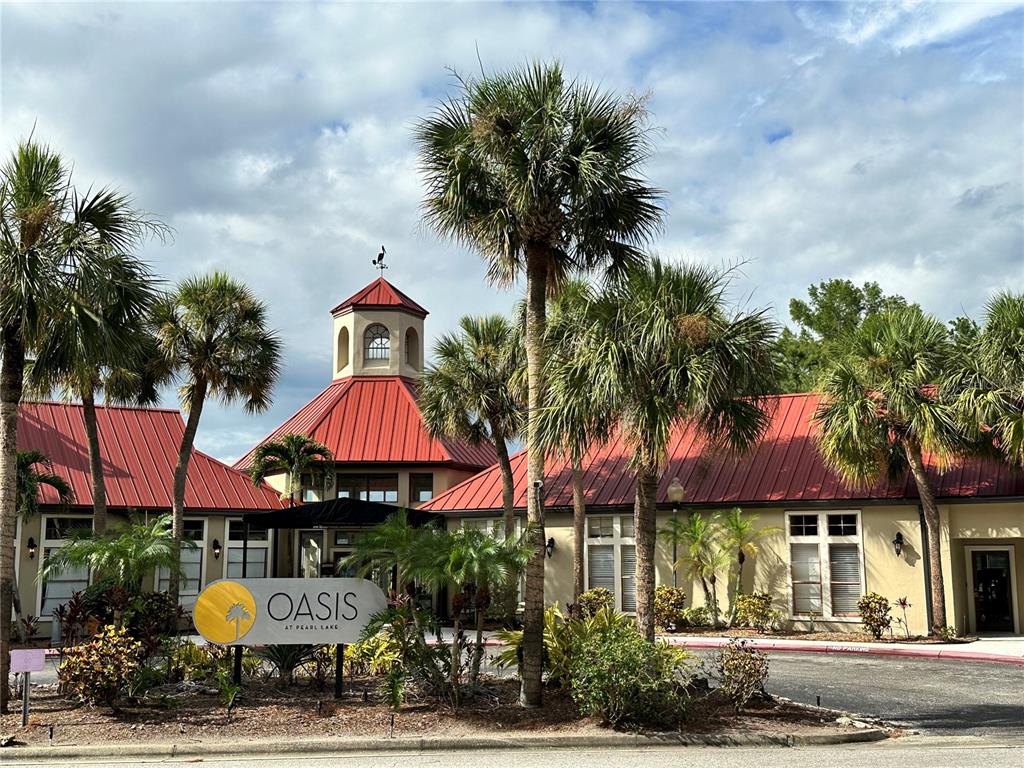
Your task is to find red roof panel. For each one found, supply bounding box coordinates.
[17,402,285,512]
[422,392,1024,513]
[330,277,428,318]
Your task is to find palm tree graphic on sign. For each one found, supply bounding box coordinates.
[225,602,252,642]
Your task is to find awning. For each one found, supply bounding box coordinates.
[241,497,438,529]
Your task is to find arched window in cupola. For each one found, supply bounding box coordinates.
[364,323,390,361]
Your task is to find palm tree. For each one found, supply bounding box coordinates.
[40,513,189,593]
[548,259,779,640]
[419,314,524,538]
[815,306,967,633]
[152,273,282,605]
[670,512,730,627]
[719,507,779,623]
[226,602,252,642]
[946,292,1024,469]
[248,433,334,506]
[416,62,664,705]
[342,508,434,591]
[0,138,162,712]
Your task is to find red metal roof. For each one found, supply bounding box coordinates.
[234,376,497,471]
[17,401,286,512]
[330,277,428,318]
[421,393,1024,513]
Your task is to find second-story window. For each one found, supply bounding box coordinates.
[364,324,390,361]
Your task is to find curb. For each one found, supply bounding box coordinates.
[0,728,888,760]
[661,637,1024,667]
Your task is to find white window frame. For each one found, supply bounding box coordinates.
[785,510,865,621]
[584,514,636,614]
[224,518,273,579]
[157,518,207,609]
[37,513,94,622]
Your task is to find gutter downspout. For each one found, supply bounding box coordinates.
[918,504,934,633]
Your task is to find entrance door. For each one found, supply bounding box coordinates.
[969,548,1014,632]
[299,531,324,578]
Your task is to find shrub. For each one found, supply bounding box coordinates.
[678,606,712,628]
[569,623,691,728]
[716,639,769,711]
[165,639,227,682]
[733,593,777,632]
[347,631,401,676]
[125,592,178,656]
[937,625,960,642]
[653,586,687,631]
[127,664,166,698]
[857,593,892,640]
[576,588,613,618]
[59,625,142,707]
[256,644,318,686]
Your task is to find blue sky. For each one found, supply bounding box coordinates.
[2,1,1022,463]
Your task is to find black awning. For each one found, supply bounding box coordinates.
[241,497,438,529]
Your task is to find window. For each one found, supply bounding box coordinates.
[158,519,205,607]
[336,475,398,503]
[40,515,92,619]
[585,515,636,613]
[786,511,863,619]
[226,520,271,578]
[463,518,504,538]
[410,473,433,503]
[364,324,390,361]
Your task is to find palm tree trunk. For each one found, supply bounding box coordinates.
[903,440,947,633]
[729,552,745,626]
[450,614,462,708]
[0,324,26,713]
[80,385,109,534]
[492,422,518,623]
[709,575,720,627]
[571,454,585,613]
[634,464,658,641]
[470,607,485,686]
[520,245,548,708]
[169,379,207,605]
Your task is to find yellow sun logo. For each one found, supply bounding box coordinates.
[194,581,257,644]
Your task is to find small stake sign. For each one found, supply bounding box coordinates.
[11,649,45,727]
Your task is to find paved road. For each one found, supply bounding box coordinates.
[4,740,1024,768]
[756,652,1024,739]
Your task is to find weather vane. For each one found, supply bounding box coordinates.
[372,245,388,276]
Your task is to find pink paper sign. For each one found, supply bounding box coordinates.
[10,648,45,673]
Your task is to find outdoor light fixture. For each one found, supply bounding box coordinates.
[545,537,556,558]
[26,537,37,560]
[666,477,685,587]
[212,538,223,560]
[892,532,904,557]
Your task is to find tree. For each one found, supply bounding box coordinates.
[248,433,334,506]
[719,507,779,622]
[814,306,967,633]
[419,314,524,539]
[40,513,189,593]
[776,279,914,392]
[416,61,664,706]
[152,273,281,605]
[16,449,74,521]
[0,138,161,712]
[671,512,730,626]
[946,292,1024,469]
[549,259,779,640]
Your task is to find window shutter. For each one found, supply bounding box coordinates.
[588,545,615,593]
[620,545,636,613]
[829,544,861,615]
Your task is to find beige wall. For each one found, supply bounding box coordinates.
[332,308,424,379]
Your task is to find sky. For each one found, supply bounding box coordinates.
[3,1,1022,464]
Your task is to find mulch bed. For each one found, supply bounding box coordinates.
[668,627,974,644]
[1,677,864,747]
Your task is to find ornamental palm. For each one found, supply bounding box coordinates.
[815,306,968,633]
[248,433,334,506]
[416,61,664,705]
[152,273,282,604]
[666,512,730,627]
[719,507,780,623]
[0,138,163,712]
[419,314,524,538]
[549,259,779,639]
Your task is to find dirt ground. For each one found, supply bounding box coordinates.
[1,677,866,747]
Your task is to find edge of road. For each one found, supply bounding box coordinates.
[0,727,889,760]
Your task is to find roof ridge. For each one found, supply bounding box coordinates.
[22,399,183,414]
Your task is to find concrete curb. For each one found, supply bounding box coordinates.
[660,637,1024,666]
[0,727,888,760]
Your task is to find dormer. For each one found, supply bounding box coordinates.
[330,277,428,380]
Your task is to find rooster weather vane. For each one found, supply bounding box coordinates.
[372,245,388,276]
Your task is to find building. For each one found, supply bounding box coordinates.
[14,401,285,626]
[422,393,1024,636]
[233,276,496,579]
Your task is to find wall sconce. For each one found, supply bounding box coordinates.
[26,537,37,560]
[545,537,556,558]
[212,539,222,560]
[892,532,904,557]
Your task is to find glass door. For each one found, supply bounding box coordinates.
[299,531,324,579]
[971,549,1013,632]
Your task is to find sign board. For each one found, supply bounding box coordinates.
[194,578,387,646]
[10,648,46,673]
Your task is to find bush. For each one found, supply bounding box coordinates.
[576,588,613,618]
[165,639,227,682]
[569,623,691,729]
[733,593,778,632]
[716,639,769,711]
[857,593,891,640]
[256,644,318,686]
[653,586,687,631]
[59,625,142,707]
[125,592,178,656]
[678,606,712,628]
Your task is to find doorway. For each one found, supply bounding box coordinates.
[966,546,1018,633]
[298,530,324,578]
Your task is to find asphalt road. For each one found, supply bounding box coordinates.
[759,652,1024,739]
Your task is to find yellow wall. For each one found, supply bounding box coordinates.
[332,307,424,380]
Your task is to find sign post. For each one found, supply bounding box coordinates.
[335,643,345,699]
[11,649,45,728]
